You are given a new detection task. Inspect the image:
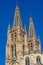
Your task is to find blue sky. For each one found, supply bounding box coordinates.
[0,0,43,65]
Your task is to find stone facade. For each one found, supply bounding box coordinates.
[5,4,43,65]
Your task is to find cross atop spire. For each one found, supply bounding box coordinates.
[13,4,22,29]
[28,16,36,38]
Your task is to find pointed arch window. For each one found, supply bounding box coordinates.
[25,57,30,65]
[11,34,13,41]
[23,44,25,55]
[11,45,14,58]
[36,56,41,62]
[15,32,17,38]
[15,44,16,56]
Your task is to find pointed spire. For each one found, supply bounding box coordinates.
[13,4,22,29]
[7,23,11,44]
[7,23,10,37]
[24,26,27,46]
[38,35,40,42]
[38,35,41,51]
[16,3,19,10]
[24,26,27,34]
[28,16,36,38]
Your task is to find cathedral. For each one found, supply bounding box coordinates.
[5,4,43,65]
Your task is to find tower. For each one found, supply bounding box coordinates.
[28,16,41,52]
[6,4,43,65]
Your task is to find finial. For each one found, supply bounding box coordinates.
[30,15,33,22]
[30,15,32,18]
[16,3,19,10]
[16,1,18,5]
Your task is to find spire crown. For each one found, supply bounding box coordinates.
[16,3,19,10]
[30,16,33,22]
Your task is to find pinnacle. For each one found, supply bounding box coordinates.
[8,23,10,32]
[24,26,27,34]
[7,23,10,38]
[16,3,19,10]
[30,16,33,22]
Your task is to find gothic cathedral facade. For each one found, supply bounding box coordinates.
[5,4,43,65]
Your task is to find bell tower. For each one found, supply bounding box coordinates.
[28,16,41,52]
[6,4,24,65]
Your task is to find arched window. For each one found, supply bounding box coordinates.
[36,56,41,62]
[11,45,14,58]
[11,34,13,40]
[15,44,16,56]
[25,57,30,65]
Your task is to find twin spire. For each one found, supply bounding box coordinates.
[8,4,36,38]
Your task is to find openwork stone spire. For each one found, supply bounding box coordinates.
[13,4,22,29]
[28,16,36,38]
